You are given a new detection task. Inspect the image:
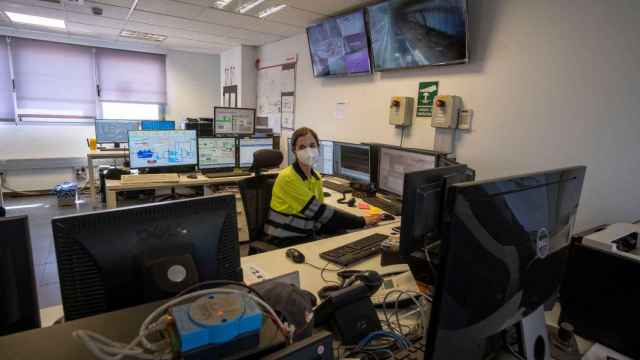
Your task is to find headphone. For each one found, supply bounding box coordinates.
[317,270,383,301]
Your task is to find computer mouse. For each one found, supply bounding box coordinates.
[285,248,306,264]
[380,213,395,221]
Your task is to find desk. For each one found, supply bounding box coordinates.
[86,150,128,208]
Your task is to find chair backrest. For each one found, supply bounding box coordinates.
[239,174,278,242]
[252,149,283,176]
[0,215,40,336]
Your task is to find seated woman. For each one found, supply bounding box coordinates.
[265,127,381,247]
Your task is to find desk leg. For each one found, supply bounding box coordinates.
[88,157,96,208]
[106,190,117,209]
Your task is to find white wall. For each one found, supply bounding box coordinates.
[1,49,221,191]
[220,45,257,107]
[258,0,640,230]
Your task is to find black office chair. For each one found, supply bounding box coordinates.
[0,215,41,336]
[239,149,283,255]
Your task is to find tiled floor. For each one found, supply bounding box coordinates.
[4,193,250,310]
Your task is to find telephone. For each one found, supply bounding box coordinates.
[370,271,420,305]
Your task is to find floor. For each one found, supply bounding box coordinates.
[3,193,250,310]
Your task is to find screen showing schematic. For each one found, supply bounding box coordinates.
[95,120,140,143]
[128,130,197,169]
[214,107,255,135]
[378,147,436,197]
[198,137,237,170]
[239,138,273,167]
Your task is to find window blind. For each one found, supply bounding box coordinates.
[11,38,96,118]
[96,48,166,104]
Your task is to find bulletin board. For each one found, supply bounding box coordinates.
[257,61,296,135]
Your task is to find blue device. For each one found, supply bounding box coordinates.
[141,120,175,130]
[169,293,263,353]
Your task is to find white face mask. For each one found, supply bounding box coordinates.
[296,147,320,166]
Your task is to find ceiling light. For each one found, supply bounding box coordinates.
[5,12,66,29]
[214,0,233,9]
[120,30,167,42]
[258,4,286,18]
[237,0,265,14]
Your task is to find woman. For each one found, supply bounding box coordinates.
[265,127,381,246]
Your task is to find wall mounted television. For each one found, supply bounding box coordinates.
[306,9,372,77]
[367,0,469,71]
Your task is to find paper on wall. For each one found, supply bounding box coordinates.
[336,102,347,120]
[282,95,294,113]
[282,112,295,130]
[281,68,295,93]
[267,113,282,135]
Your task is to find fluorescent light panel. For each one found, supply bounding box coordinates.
[120,30,167,42]
[258,4,286,18]
[5,12,65,29]
[237,0,265,14]
[214,0,233,9]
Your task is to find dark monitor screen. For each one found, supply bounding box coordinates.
[367,0,469,71]
[426,166,586,359]
[95,119,140,144]
[306,9,371,77]
[399,164,474,258]
[333,142,370,183]
[0,216,40,335]
[52,195,242,321]
[378,146,438,197]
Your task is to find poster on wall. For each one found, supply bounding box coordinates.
[417,81,439,117]
[257,61,296,135]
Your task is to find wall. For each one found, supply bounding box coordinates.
[0,49,221,191]
[257,0,640,230]
[220,45,257,107]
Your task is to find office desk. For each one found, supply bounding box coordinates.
[86,150,128,208]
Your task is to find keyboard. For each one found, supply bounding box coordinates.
[319,233,388,267]
[393,338,425,360]
[323,180,352,193]
[120,173,179,185]
[203,170,251,178]
[362,196,402,216]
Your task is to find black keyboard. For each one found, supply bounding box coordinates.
[393,338,426,360]
[323,180,352,194]
[203,171,251,178]
[319,233,388,267]
[362,197,402,216]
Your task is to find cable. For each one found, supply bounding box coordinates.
[317,262,342,286]
[174,280,266,300]
[400,127,405,147]
[303,261,340,272]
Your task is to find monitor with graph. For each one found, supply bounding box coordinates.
[95,119,140,145]
[214,107,255,136]
[128,130,197,170]
[198,137,237,171]
[239,138,273,168]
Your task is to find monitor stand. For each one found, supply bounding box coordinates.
[494,307,551,360]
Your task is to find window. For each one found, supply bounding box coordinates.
[101,102,161,120]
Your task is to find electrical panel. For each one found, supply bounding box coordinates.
[389,97,414,127]
[431,95,462,129]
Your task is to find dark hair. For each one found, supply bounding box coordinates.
[291,127,319,150]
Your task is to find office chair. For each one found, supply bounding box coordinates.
[0,215,41,335]
[239,149,283,255]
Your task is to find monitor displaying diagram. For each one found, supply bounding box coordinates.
[198,137,237,170]
[214,107,255,135]
[128,130,197,169]
[239,138,273,167]
[95,120,140,144]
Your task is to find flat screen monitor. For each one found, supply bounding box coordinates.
[287,138,294,165]
[141,120,175,130]
[377,146,438,197]
[198,137,237,171]
[367,0,469,71]
[0,216,40,335]
[318,140,334,175]
[128,130,198,170]
[239,138,274,168]
[333,142,370,184]
[95,119,140,144]
[214,107,256,136]
[52,195,242,321]
[306,9,372,77]
[426,166,586,359]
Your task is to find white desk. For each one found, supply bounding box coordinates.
[86,150,128,208]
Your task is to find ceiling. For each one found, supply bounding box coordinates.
[0,0,370,54]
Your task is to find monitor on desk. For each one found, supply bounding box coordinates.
[425,166,586,359]
[128,130,197,172]
[52,195,242,321]
[214,107,255,136]
[239,138,274,168]
[377,146,438,198]
[141,120,175,130]
[198,137,237,172]
[95,119,140,146]
[333,142,370,184]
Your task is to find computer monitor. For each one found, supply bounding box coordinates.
[239,138,274,168]
[141,120,175,130]
[214,107,256,136]
[0,215,40,335]
[52,195,242,321]
[377,146,439,198]
[399,164,475,259]
[95,119,140,146]
[128,130,198,171]
[317,140,334,175]
[198,137,237,172]
[425,166,586,359]
[185,118,214,137]
[333,142,370,184]
[287,137,294,165]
